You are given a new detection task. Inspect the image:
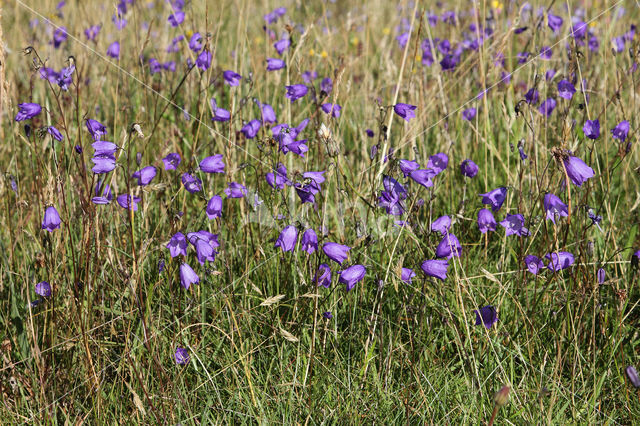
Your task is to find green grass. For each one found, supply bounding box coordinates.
[1,0,640,423]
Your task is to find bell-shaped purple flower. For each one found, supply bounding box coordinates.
[15,103,42,122]
[563,155,595,186]
[301,229,318,254]
[431,215,451,235]
[611,120,630,142]
[181,173,202,193]
[479,187,507,211]
[320,77,333,94]
[544,193,568,224]
[538,98,557,116]
[474,306,498,329]
[274,225,298,252]
[241,120,261,139]
[421,259,449,281]
[583,119,600,140]
[200,154,225,173]
[175,347,190,365]
[462,108,476,121]
[435,233,462,259]
[557,80,576,99]
[206,195,223,219]
[223,70,242,86]
[163,153,181,170]
[477,208,497,233]
[48,126,64,141]
[524,255,545,275]
[266,58,285,71]
[401,268,416,283]
[116,194,141,211]
[399,159,419,177]
[547,14,563,32]
[107,41,120,58]
[179,262,201,288]
[167,11,184,27]
[189,33,203,52]
[321,103,342,118]
[132,166,157,186]
[626,366,640,388]
[42,206,61,232]
[339,264,366,291]
[196,50,212,70]
[460,159,478,178]
[166,232,188,258]
[427,153,449,175]
[259,102,277,123]
[274,38,290,55]
[409,169,435,188]
[86,118,107,140]
[322,242,350,265]
[597,268,605,284]
[545,251,575,271]
[500,214,529,237]
[35,281,52,298]
[285,84,308,102]
[314,263,332,288]
[393,103,417,122]
[224,182,247,198]
[210,98,231,122]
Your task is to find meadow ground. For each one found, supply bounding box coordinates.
[1,0,640,423]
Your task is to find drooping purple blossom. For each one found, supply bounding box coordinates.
[435,233,462,259]
[266,58,285,71]
[168,11,185,27]
[401,268,416,283]
[314,263,332,288]
[427,153,448,175]
[174,347,190,364]
[116,194,141,211]
[163,153,181,170]
[477,208,497,233]
[107,42,120,58]
[421,259,449,281]
[462,108,477,121]
[35,281,52,298]
[200,154,225,173]
[339,265,366,291]
[557,80,576,99]
[224,182,247,198]
[393,103,417,122]
[563,155,595,186]
[538,98,557,116]
[179,263,199,289]
[544,193,568,224]
[546,251,575,271]
[285,84,308,102]
[274,225,298,252]
[474,306,498,329]
[583,119,600,140]
[132,166,157,186]
[15,103,42,122]
[611,120,630,142]
[205,195,223,219]
[524,255,545,275]
[274,38,291,55]
[48,126,64,141]
[223,70,242,86]
[166,232,188,258]
[431,216,451,235]
[241,120,261,139]
[301,229,318,254]
[500,214,529,237]
[479,187,507,211]
[322,242,350,265]
[181,173,202,193]
[196,50,212,70]
[42,206,61,232]
[460,159,478,178]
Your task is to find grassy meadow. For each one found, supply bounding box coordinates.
[1,0,640,423]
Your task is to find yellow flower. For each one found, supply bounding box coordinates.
[383,27,391,36]
[350,36,359,46]
[321,50,328,58]
[308,48,315,56]
[254,36,264,44]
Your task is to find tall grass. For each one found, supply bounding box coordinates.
[1,0,639,423]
